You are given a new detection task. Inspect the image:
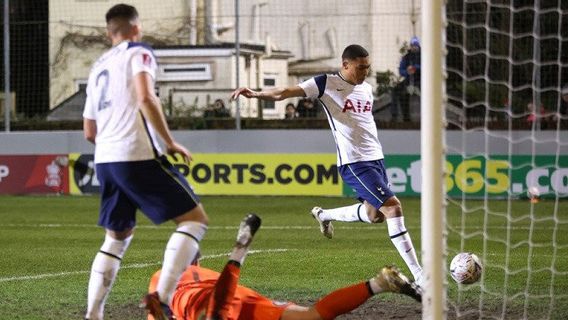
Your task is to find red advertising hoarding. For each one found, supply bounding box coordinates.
[0,155,69,194]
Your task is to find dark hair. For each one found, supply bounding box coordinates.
[106,4,138,24]
[342,44,369,60]
[214,99,225,107]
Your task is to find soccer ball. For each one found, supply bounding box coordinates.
[527,186,540,203]
[449,252,482,284]
[527,186,540,198]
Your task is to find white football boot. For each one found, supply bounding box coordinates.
[310,207,334,239]
[373,265,422,302]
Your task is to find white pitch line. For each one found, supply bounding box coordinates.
[0,224,377,230]
[0,248,293,283]
[0,223,563,231]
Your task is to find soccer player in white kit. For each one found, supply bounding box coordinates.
[83,4,208,320]
[231,45,424,287]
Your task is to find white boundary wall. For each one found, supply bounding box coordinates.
[0,130,562,155]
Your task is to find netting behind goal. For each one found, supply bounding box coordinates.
[444,0,568,319]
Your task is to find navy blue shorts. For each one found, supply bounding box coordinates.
[339,159,394,209]
[96,156,200,231]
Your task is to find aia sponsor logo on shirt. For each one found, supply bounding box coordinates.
[142,53,152,66]
[342,99,372,113]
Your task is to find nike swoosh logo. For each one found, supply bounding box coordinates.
[336,88,344,91]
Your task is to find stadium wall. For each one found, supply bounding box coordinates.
[0,130,566,197]
[0,130,562,155]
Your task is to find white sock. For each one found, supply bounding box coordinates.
[86,234,132,320]
[156,221,207,304]
[386,217,423,280]
[229,246,249,265]
[368,278,382,294]
[318,203,371,223]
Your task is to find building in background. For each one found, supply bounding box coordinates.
[48,0,195,111]
[215,0,420,84]
[154,43,291,119]
[47,0,420,119]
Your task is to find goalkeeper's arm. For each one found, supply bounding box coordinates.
[231,86,306,101]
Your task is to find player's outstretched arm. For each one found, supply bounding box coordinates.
[280,266,421,320]
[134,72,193,164]
[231,86,305,102]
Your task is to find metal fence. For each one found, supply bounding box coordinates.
[1,0,421,131]
[2,1,567,131]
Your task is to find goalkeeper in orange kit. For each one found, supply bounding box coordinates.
[147,214,421,320]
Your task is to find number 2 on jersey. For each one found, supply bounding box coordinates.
[95,70,111,111]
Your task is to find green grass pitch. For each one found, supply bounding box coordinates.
[0,195,567,319]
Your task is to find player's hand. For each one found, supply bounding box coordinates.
[231,87,258,101]
[166,141,193,165]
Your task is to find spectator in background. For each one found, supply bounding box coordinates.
[562,85,568,115]
[396,36,421,122]
[526,102,551,129]
[526,102,538,126]
[203,105,216,118]
[554,84,568,123]
[213,99,230,118]
[400,37,421,91]
[284,102,298,119]
[296,98,319,118]
[204,99,231,118]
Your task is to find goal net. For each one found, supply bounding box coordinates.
[441,1,568,319]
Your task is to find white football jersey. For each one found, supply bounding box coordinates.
[299,73,384,166]
[83,41,163,164]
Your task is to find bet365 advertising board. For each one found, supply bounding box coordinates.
[343,155,568,198]
[63,153,568,198]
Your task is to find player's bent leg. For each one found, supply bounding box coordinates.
[86,229,133,320]
[281,267,422,320]
[311,202,376,238]
[172,203,209,225]
[206,261,241,320]
[206,214,262,320]
[363,201,385,223]
[310,207,334,239]
[378,196,402,219]
[312,282,373,320]
[315,203,370,224]
[147,205,209,319]
[381,196,424,285]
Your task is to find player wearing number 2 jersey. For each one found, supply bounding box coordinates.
[231,45,424,288]
[83,4,208,320]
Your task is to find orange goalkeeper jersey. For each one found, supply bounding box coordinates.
[149,266,293,320]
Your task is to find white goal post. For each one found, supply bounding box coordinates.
[422,1,568,319]
[421,0,446,319]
